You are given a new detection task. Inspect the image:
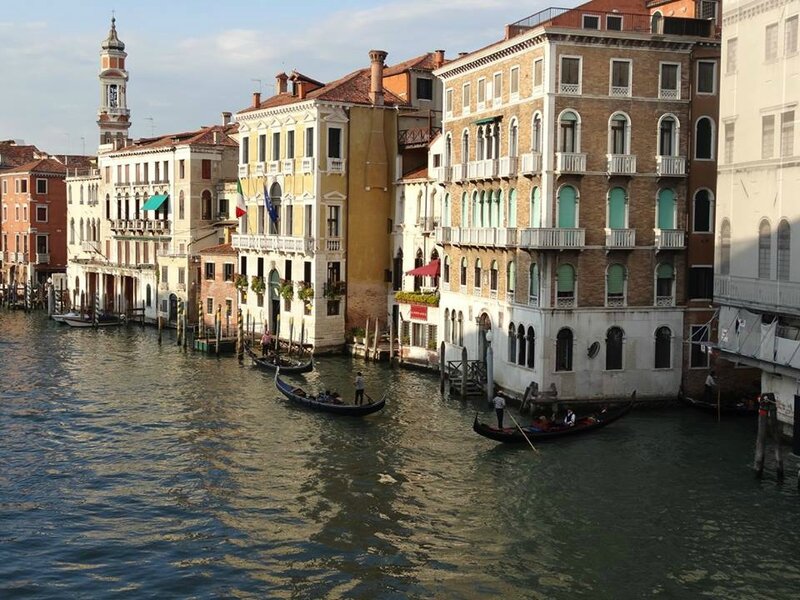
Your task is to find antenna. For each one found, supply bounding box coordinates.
[80,136,85,155]
[251,78,262,94]
[143,117,155,137]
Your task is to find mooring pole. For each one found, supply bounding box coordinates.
[770,403,784,481]
[754,397,769,479]
[237,308,244,363]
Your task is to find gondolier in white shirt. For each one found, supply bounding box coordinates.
[354,372,365,405]
[493,394,506,430]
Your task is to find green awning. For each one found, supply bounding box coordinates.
[142,194,168,211]
[473,116,501,125]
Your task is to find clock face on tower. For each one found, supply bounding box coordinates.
[108,85,118,108]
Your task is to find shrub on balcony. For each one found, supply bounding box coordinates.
[277,279,294,301]
[394,290,440,306]
[251,276,266,295]
[297,282,315,308]
[323,280,347,300]
[234,274,248,291]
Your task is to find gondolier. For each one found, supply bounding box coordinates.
[354,372,365,405]
[493,394,506,430]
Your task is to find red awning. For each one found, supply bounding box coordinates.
[406,259,440,277]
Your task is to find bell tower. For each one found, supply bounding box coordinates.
[97,16,131,148]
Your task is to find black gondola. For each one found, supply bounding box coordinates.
[274,372,386,416]
[473,398,634,443]
[679,394,757,416]
[244,344,314,374]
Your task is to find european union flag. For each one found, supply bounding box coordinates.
[264,183,279,224]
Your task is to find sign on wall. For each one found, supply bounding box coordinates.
[410,304,427,321]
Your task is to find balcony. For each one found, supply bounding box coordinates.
[519,227,585,250]
[433,166,452,183]
[656,295,675,307]
[326,238,342,251]
[398,126,441,149]
[659,88,679,100]
[498,156,518,178]
[437,227,519,248]
[452,163,465,182]
[231,233,315,255]
[559,82,580,95]
[1,251,6,262]
[656,155,686,177]
[556,296,575,308]
[715,275,800,317]
[466,159,499,180]
[416,217,439,232]
[654,228,685,250]
[14,252,29,263]
[604,228,636,249]
[519,152,542,176]
[255,163,265,176]
[327,158,346,173]
[36,252,50,264]
[282,159,294,174]
[606,154,636,175]
[610,85,631,98]
[239,164,249,177]
[267,161,280,176]
[81,240,101,253]
[555,152,586,174]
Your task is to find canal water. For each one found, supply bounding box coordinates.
[1,311,799,599]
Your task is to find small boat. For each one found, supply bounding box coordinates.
[62,313,123,328]
[244,344,313,374]
[679,393,757,416]
[473,397,635,443]
[274,371,386,416]
[52,311,82,323]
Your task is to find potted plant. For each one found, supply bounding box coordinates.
[250,275,266,295]
[323,280,347,300]
[234,274,248,292]
[278,279,295,302]
[297,282,314,311]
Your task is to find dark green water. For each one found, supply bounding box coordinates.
[1,311,799,599]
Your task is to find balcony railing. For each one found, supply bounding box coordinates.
[36,252,50,264]
[452,163,465,182]
[519,227,585,249]
[654,228,685,250]
[416,217,439,232]
[433,166,452,183]
[555,152,586,173]
[556,296,575,308]
[659,88,679,100]
[301,157,315,173]
[610,85,631,97]
[559,82,580,94]
[267,161,280,176]
[715,275,800,317]
[326,238,342,251]
[498,156,518,178]
[436,227,519,248]
[656,155,686,176]
[1,251,7,262]
[656,295,675,307]
[239,164,249,177]
[519,152,542,175]
[327,158,346,173]
[255,163,265,176]
[231,233,314,255]
[398,126,442,148]
[607,154,636,175]
[605,228,636,249]
[282,159,294,174]
[81,240,101,253]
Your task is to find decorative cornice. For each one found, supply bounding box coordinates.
[723,0,794,27]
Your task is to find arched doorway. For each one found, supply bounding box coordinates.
[268,269,281,333]
[478,312,492,363]
[169,293,178,326]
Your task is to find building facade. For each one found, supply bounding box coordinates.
[433,0,719,400]
[715,0,800,430]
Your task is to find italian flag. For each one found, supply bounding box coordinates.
[235,179,246,218]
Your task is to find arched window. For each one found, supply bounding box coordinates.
[480,190,489,227]
[450,310,456,343]
[658,115,678,156]
[532,113,543,152]
[651,10,663,33]
[607,264,626,306]
[720,219,731,275]
[657,188,676,229]
[69,218,75,245]
[105,194,111,220]
[559,110,579,153]
[609,113,630,155]
[413,249,424,291]
[445,134,452,167]
[457,311,464,346]
[79,217,85,242]
[778,219,791,281]
[654,326,671,369]
[460,257,468,287]
[607,187,627,229]
[492,189,502,227]
[474,258,482,290]
[529,262,540,305]
[476,126,485,161]
[526,326,535,369]
[695,117,714,159]
[461,130,470,164]
[557,264,576,306]
[507,261,516,298]
[556,328,574,371]
[530,187,541,227]
[146,284,152,307]
[443,255,451,283]
[508,323,516,363]
[134,192,141,219]
[558,186,578,228]
[759,219,772,279]
[460,192,467,227]
[490,260,499,292]
[443,193,451,227]
[124,193,130,219]
[517,324,526,366]
[693,189,713,233]
[269,182,282,235]
[508,188,517,227]
[80,185,84,204]
[68,186,73,204]
[444,309,451,342]
[606,327,624,370]
[472,191,480,227]
[178,190,185,220]
[509,118,519,158]
[656,263,675,305]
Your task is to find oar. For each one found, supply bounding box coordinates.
[508,412,539,454]
[365,392,375,405]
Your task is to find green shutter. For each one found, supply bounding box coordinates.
[557,264,575,292]
[508,189,517,227]
[558,186,577,228]
[607,264,624,294]
[608,187,626,229]
[508,261,516,292]
[657,189,675,229]
[530,263,539,296]
[657,263,674,279]
[531,187,541,228]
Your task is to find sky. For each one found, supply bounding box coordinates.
[0,0,548,156]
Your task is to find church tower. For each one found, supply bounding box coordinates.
[97,17,131,148]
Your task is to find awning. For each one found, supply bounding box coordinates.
[406,259,440,277]
[142,194,169,211]
[473,116,502,125]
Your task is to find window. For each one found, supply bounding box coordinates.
[762,115,775,159]
[720,220,731,275]
[697,61,716,94]
[205,262,216,280]
[36,205,47,222]
[765,23,778,60]
[781,111,794,157]
[657,188,676,229]
[559,111,579,153]
[517,324,526,366]
[582,14,600,29]
[417,77,433,100]
[778,220,791,281]
[178,267,186,286]
[759,220,772,279]
[724,122,735,164]
[507,260,516,296]
[608,187,627,229]
[556,264,575,306]
[787,16,799,54]
[180,190,187,220]
[560,57,581,93]
[690,325,710,368]
[460,257,467,287]
[654,327,672,369]
[700,0,718,20]
[607,15,623,30]
[443,255,450,283]
[526,327,535,369]
[508,323,516,363]
[609,113,629,155]
[206,297,213,314]
[607,264,625,306]
[557,186,577,228]
[287,130,295,158]
[327,128,341,158]
[241,136,249,163]
[509,120,519,158]
[532,114,542,152]
[556,328,573,371]
[461,130,470,164]
[305,127,314,157]
[508,189,517,226]
[529,263,539,305]
[656,263,675,304]
[659,63,679,99]
[695,117,713,159]
[327,299,340,316]
[727,38,737,74]
[445,89,453,115]
[510,66,519,96]
[462,83,471,113]
[610,60,631,96]
[1,180,6,195]
[477,78,486,106]
[202,159,211,179]
[223,263,234,282]
[688,267,714,299]
[36,179,47,194]
[179,160,186,179]
[490,260,498,293]
[493,72,502,101]
[606,327,624,371]
[272,131,281,161]
[18,179,28,194]
[474,259,482,291]
[161,266,169,284]
[533,59,543,90]
[327,205,341,238]
[693,189,713,233]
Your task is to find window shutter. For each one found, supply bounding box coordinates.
[557,264,575,292]
[607,264,625,294]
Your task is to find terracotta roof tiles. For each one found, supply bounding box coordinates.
[4,157,67,175]
[200,242,237,256]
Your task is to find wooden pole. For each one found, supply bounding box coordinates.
[373,318,380,360]
[389,317,394,366]
[216,304,222,357]
[176,299,183,346]
[716,386,721,423]
[288,316,294,356]
[364,317,370,361]
[275,314,280,354]
[508,412,539,454]
[754,400,768,479]
[461,346,468,398]
[158,315,162,345]
[237,308,244,363]
[198,302,203,339]
[439,340,446,394]
[770,404,784,481]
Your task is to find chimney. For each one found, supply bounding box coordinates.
[276,72,288,94]
[296,80,307,100]
[213,131,220,144]
[369,49,388,106]
[221,111,231,126]
[252,91,261,108]
[433,49,445,69]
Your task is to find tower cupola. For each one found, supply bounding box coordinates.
[97,16,131,148]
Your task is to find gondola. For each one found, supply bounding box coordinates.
[244,344,314,374]
[274,371,386,416]
[61,313,123,328]
[473,398,634,443]
[679,393,757,416]
[51,311,82,323]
